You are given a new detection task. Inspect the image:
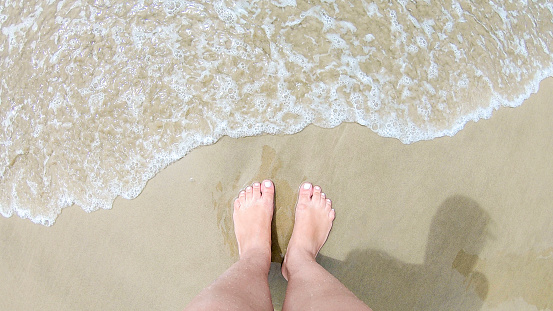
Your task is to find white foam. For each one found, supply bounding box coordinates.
[271,0,296,8]
[326,33,348,49]
[213,1,237,24]
[362,1,380,17]
[1,0,552,225]
[318,9,336,31]
[416,36,427,48]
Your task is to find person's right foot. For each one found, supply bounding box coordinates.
[281,182,335,280]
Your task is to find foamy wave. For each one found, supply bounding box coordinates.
[1,0,552,225]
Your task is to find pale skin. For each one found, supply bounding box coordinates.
[185,180,371,311]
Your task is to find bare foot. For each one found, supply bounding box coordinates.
[282,182,335,280]
[233,180,275,260]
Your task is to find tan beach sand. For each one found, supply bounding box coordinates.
[1,78,552,310]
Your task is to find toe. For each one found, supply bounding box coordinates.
[234,198,241,211]
[329,208,336,220]
[245,186,253,200]
[313,185,322,204]
[239,190,246,203]
[261,180,274,198]
[325,198,333,211]
[252,182,261,199]
[299,182,313,201]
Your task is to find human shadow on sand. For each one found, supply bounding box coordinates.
[269,195,491,310]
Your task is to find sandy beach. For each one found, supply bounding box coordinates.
[1,77,552,310]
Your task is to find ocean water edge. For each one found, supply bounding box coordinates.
[1,0,552,225]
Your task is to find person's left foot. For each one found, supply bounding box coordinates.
[233,180,275,260]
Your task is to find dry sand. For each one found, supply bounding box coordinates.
[1,78,552,310]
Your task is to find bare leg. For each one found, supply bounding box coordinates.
[185,181,274,311]
[282,182,371,311]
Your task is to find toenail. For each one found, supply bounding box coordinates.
[246,186,252,191]
[314,186,320,191]
[253,183,260,187]
[264,181,272,187]
[303,183,311,189]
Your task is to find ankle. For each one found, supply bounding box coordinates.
[285,245,317,263]
[282,248,317,276]
[240,247,272,265]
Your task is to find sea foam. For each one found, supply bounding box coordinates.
[0,0,552,225]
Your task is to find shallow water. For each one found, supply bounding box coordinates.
[1,0,552,225]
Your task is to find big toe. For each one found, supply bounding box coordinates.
[299,182,313,202]
[261,180,274,199]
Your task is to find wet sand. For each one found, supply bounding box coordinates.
[1,78,552,310]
